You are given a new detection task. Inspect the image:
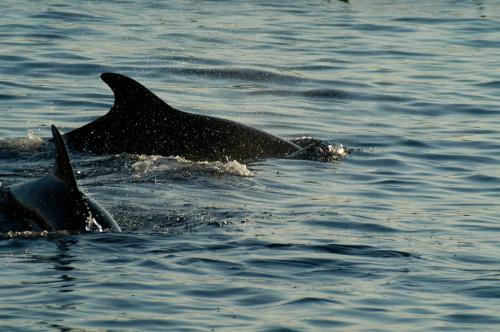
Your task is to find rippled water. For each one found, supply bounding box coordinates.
[1,0,500,330]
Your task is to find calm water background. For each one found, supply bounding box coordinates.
[1,0,499,330]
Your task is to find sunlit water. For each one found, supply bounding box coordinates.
[1,0,499,331]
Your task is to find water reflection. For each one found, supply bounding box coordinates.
[22,237,78,293]
[473,0,485,17]
[52,238,77,293]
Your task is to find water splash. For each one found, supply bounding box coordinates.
[290,137,350,162]
[0,134,47,155]
[130,155,254,179]
[85,215,103,233]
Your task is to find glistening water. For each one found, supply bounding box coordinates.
[1,1,499,331]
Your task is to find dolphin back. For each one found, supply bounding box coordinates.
[64,73,300,161]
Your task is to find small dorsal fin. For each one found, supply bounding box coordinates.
[100,72,175,112]
[51,125,78,189]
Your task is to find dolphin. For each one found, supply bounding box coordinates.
[0,125,121,233]
[63,73,303,162]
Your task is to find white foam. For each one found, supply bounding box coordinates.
[0,132,46,153]
[130,155,254,179]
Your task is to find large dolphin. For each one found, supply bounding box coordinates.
[63,73,304,162]
[0,125,121,233]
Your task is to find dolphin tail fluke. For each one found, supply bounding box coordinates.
[51,125,78,189]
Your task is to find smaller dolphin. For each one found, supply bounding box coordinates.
[0,125,121,233]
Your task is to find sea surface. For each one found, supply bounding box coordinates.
[1,0,499,331]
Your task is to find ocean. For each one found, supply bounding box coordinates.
[0,0,499,331]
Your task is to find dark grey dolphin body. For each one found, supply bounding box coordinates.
[64,73,302,162]
[1,125,121,233]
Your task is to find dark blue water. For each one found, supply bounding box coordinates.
[1,0,500,330]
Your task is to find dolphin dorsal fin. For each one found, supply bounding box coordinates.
[51,125,78,189]
[100,72,175,112]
